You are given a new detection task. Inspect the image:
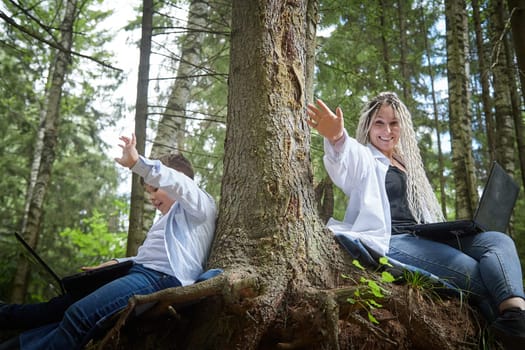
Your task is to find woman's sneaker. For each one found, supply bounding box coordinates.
[490,308,525,350]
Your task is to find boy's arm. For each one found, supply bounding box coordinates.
[114,133,215,220]
[131,156,215,220]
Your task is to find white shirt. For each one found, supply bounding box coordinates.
[323,130,392,255]
[119,156,217,286]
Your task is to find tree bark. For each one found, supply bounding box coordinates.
[190,0,344,348]
[126,0,153,256]
[10,0,78,303]
[506,0,525,190]
[445,0,478,219]
[472,0,496,164]
[489,0,516,175]
[507,0,525,106]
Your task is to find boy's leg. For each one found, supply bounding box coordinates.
[0,294,74,330]
[19,265,180,350]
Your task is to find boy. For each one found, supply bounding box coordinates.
[0,133,216,349]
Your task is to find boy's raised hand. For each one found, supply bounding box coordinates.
[114,133,139,168]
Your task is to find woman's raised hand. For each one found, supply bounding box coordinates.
[307,99,344,144]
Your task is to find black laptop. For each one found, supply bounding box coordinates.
[409,162,519,240]
[14,232,133,298]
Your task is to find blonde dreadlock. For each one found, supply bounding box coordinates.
[355,92,444,223]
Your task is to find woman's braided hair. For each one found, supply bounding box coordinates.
[355,92,444,223]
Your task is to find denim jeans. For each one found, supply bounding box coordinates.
[11,264,180,350]
[388,231,525,321]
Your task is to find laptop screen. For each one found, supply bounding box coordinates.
[475,162,520,233]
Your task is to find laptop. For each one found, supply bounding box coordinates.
[14,232,133,298]
[409,161,519,240]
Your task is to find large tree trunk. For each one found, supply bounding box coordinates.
[126,0,153,256]
[445,0,478,219]
[472,0,496,164]
[489,0,516,175]
[10,0,77,303]
[506,0,525,190]
[507,0,525,107]
[198,0,341,347]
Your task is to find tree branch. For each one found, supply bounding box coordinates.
[0,11,122,72]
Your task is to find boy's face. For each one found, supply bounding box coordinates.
[145,184,175,215]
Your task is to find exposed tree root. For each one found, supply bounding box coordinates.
[92,268,481,349]
[97,271,261,349]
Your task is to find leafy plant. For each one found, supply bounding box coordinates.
[343,258,397,324]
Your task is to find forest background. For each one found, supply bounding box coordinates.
[0,0,524,345]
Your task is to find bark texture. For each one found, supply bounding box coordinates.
[489,0,516,175]
[445,0,478,219]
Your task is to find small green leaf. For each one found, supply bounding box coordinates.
[381,270,396,283]
[368,281,384,298]
[379,256,393,267]
[367,311,379,324]
[367,299,382,308]
[352,259,365,270]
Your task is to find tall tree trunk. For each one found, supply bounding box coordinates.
[506,0,525,190]
[397,0,411,103]
[143,0,210,235]
[420,2,447,218]
[379,0,392,87]
[10,0,78,303]
[489,0,516,175]
[507,0,525,106]
[126,0,153,256]
[445,0,478,219]
[472,0,496,164]
[150,1,209,158]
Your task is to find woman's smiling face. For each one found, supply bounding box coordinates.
[368,104,400,158]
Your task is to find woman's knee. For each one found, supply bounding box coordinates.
[477,231,516,251]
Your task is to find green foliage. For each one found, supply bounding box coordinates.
[344,258,397,324]
[58,209,127,265]
[24,204,128,302]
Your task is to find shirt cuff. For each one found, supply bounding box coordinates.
[131,155,160,178]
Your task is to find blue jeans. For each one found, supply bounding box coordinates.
[13,264,180,350]
[388,231,525,321]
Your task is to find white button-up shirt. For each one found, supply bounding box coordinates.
[120,156,216,286]
[323,130,392,255]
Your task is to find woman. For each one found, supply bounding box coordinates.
[307,92,525,349]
